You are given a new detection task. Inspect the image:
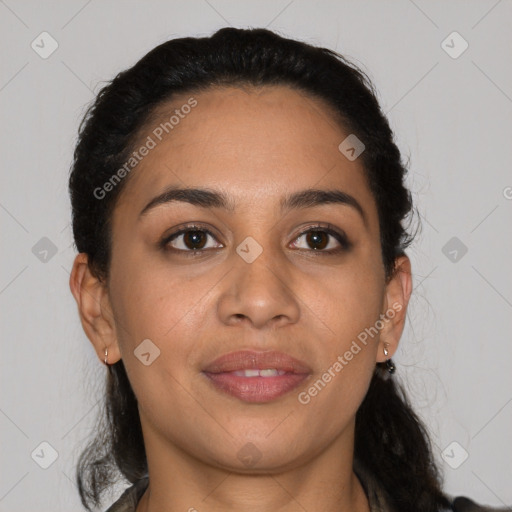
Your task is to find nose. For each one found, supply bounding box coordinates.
[216,247,301,330]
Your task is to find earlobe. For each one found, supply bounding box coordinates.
[376,255,413,363]
[69,253,122,365]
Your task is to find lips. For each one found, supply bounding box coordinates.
[202,350,312,403]
[202,350,312,374]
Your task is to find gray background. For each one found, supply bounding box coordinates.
[1,0,511,510]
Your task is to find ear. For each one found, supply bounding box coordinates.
[376,254,413,363]
[69,253,122,365]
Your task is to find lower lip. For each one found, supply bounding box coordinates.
[203,371,309,403]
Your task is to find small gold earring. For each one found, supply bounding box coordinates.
[104,347,108,365]
[383,342,389,357]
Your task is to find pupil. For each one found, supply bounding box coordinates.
[185,230,206,250]
[308,231,327,250]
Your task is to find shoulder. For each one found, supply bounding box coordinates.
[104,477,149,512]
[451,496,512,512]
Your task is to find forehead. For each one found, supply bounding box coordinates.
[113,85,378,231]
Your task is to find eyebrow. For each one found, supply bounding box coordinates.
[139,185,367,226]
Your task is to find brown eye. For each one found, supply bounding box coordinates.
[290,225,351,254]
[162,226,223,253]
[180,230,208,250]
[305,231,329,250]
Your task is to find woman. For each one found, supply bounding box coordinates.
[68,27,508,512]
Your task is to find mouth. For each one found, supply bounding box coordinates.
[202,350,312,403]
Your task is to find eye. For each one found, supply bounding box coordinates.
[160,223,351,257]
[290,224,351,254]
[161,225,223,255]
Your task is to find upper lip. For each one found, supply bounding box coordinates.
[202,350,312,374]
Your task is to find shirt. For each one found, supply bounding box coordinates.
[104,462,509,512]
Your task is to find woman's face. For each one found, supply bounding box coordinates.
[99,85,407,472]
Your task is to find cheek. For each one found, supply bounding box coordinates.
[298,256,384,406]
[295,271,382,433]
[109,248,200,344]
[306,259,384,343]
[108,260,202,416]
[107,249,222,398]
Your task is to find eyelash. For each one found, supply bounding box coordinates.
[159,223,352,258]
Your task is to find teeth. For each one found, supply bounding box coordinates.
[237,369,260,377]
[260,369,282,377]
[231,369,287,377]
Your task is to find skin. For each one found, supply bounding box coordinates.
[70,85,412,512]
